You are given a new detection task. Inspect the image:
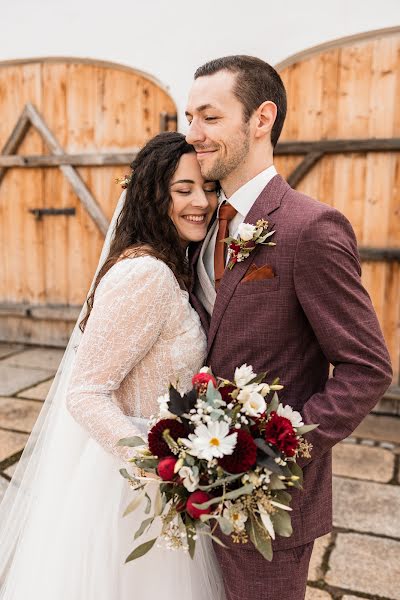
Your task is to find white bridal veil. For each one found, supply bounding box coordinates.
[0,192,127,590]
[0,189,225,600]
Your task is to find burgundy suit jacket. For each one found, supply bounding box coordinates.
[189,174,392,550]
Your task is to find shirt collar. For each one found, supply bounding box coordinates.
[221,165,277,217]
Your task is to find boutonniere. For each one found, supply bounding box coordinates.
[224,219,276,270]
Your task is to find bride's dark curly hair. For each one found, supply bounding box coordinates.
[80,132,201,332]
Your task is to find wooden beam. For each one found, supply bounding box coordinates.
[24,103,109,235]
[0,302,81,321]
[0,152,137,167]
[358,247,400,262]
[276,138,400,155]
[287,151,324,187]
[0,105,31,185]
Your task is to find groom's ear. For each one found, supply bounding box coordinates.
[254,101,277,142]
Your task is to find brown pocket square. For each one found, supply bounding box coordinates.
[241,263,275,283]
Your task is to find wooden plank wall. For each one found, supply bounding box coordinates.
[276,33,400,384]
[0,59,176,345]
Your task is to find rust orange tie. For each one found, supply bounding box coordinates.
[214,202,237,289]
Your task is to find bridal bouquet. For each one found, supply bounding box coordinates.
[117,364,317,562]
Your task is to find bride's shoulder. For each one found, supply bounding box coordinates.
[98,250,176,294]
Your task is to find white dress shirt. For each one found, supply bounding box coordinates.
[203,165,277,282]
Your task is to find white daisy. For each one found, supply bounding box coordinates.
[181,421,237,461]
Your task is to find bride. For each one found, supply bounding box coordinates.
[0,132,226,599]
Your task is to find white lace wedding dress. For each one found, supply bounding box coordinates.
[0,255,225,600]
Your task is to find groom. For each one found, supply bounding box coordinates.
[186,56,392,599]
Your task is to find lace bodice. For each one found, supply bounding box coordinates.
[66,256,207,462]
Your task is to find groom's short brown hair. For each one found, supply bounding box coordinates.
[194,55,287,147]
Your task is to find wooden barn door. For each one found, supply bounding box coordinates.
[0,58,177,346]
[275,27,400,403]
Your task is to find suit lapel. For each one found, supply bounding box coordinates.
[207,174,289,352]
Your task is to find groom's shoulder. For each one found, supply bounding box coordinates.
[280,182,347,229]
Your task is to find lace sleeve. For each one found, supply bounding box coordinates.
[66,256,175,462]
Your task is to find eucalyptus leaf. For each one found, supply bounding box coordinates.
[269,473,287,490]
[247,513,273,561]
[133,516,154,541]
[198,472,243,490]
[255,438,280,458]
[271,508,293,537]
[185,514,197,559]
[119,468,137,482]
[206,381,221,402]
[247,372,267,385]
[296,423,319,435]
[116,435,145,448]
[125,538,157,562]
[196,529,228,548]
[256,455,292,476]
[143,492,152,515]
[288,462,304,487]
[199,514,234,536]
[122,491,145,517]
[266,392,279,413]
[153,487,163,516]
[194,483,254,509]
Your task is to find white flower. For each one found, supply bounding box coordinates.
[181,421,237,461]
[223,501,248,532]
[234,364,256,388]
[237,222,257,241]
[238,388,266,417]
[179,466,199,492]
[199,366,210,373]
[276,404,304,428]
[157,393,176,419]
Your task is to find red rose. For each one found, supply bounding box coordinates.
[218,429,257,474]
[192,372,217,390]
[229,243,241,253]
[157,456,177,481]
[186,491,213,519]
[264,412,298,457]
[148,419,187,458]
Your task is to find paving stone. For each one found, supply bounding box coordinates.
[0,343,25,359]
[0,397,42,432]
[326,533,400,599]
[305,588,332,600]
[0,475,8,502]
[332,443,394,483]
[333,476,400,538]
[308,533,332,581]
[16,377,54,401]
[0,364,54,396]
[0,430,28,463]
[353,414,400,445]
[2,347,64,371]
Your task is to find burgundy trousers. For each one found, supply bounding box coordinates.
[213,538,314,600]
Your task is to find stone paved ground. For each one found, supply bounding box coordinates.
[0,341,399,599]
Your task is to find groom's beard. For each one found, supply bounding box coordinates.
[200,125,250,182]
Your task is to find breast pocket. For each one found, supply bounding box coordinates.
[235,276,280,297]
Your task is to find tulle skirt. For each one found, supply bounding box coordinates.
[0,417,225,600]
